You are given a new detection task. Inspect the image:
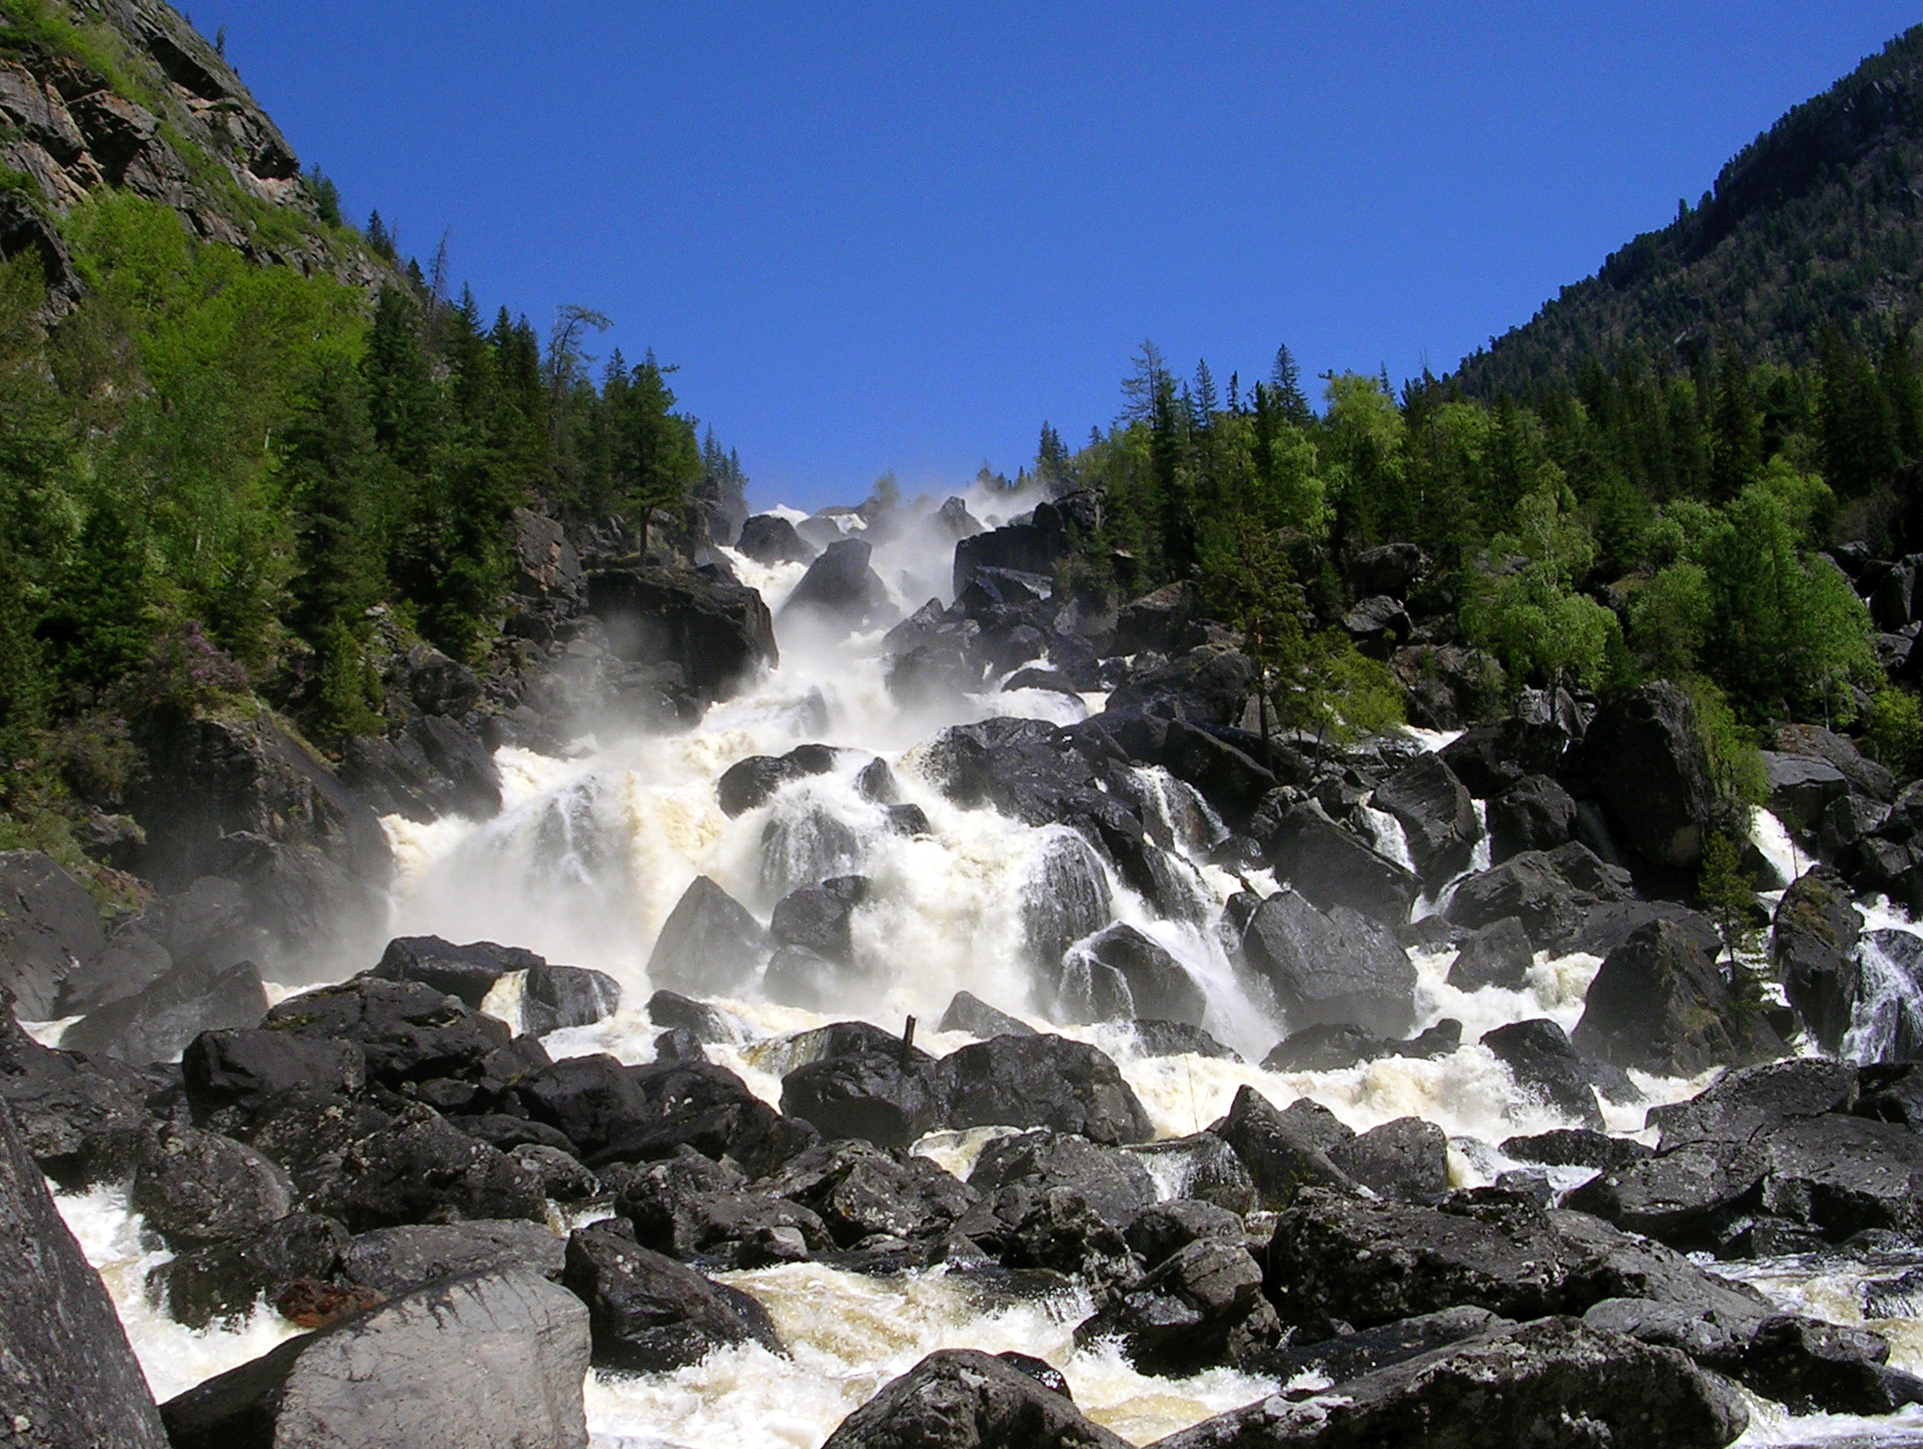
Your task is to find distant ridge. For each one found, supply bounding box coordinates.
[1457,24,1923,395]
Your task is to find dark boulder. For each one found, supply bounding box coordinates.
[935,1034,1153,1145]
[1123,1132,1257,1215]
[56,926,174,1018]
[1124,1199,1244,1267]
[1578,682,1719,871]
[131,1123,295,1250]
[1488,774,1578,862]
[1103,645,1256,727]
[1480,1018,1614,1130]
[522,963,621,1035]
[1129,1019,1240,1060]
[819,1348,1129,1449]
[1373,753,1480,886]
[937,991,1035,1039]
[371,935,543,1008]
[1762,751,1850,833]
[614,1149,831,1266]
[781,1052,941,1150]
[1240,891,1417,1039]
[1263,800,1416,928]
[181,1029,366,1123]
[148,1212,348,1329]
[1053,922,1205,1028]
[338,1219,566,1297]
[646,989,747,1046]
[339,713,502,825]
[586,563,777,698]
[780,538,896,631]
[0,850,105,1019]
[770,875,870,964]
[62,957,268,1065]
[1438,717,1571,798]
[1770,867,1860,1052]
[1329,1116,1450,1201]
[1572,918,1784,1076]
[0,1097,170,1449]
[1348,542,1428,598]
[646,875,767,997]
[1343,594,1412,653]
[160,1269,591,1449]
[1073,1238,1281,1374]
[263,976,510,1088]
[1151,1317,1746,1449]
[762,944,851,1011]
[308,1105,547,1233]
[737,512,816,566]
[969,1131,1157,1230]
[1502,1128,1652,1175]
[1447,916,1533,991]
[1020,831,1114,972]
[760,1139,974,1249]
[564,1226,781,1372]
[1211,1086,1356,1211]
[716,743,840,817]
[1259,1305,1511,1389]
[1111,581,1203,656]
[1260,1019,1459,1073]
[1444,842,1634,953]
[1777,723,1896,803]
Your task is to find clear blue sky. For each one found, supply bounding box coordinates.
[189,2,1922,511]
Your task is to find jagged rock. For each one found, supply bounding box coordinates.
[770,875,869,964]
[1053,922,1204,1028]
[1129,1019,1240,1059]
[0,1096,169,1448]
[586,563,777,698]
[1259,1018,1459,1072]
[1447,916,1533,991]
[1111,581,1203,656]
[1762,751,1851,833]
[563,1225,781,1372]
[1572,919,1784,1075]
[781,1051,941,1150]
[1771,867,1860,1052]
[1329,1116,1450,1201]
[1445,842,1635,952]
[131,1122,294,1250]
[1153,1317,1747,1449]
[716,742,840,817]
[56,924,173,1017]
[0,1012,149,1187]
[161,1269,591,1449]
[646,876,767,997]
[371,936,543,1008]
[1438,717,1572,798]
[780,538,896,631]
[1349,542,1429,598]
[760,804,866,897]
[935,1033,1153,1145]
[1263,800,1416,928]
[937,991,1035,1038]
[614,1148,831,1266]
[262,977,511,1088]
[1021,831,1114,972]
[1502,1128,1652,1175]
[1073,1238,1280,1373]
[1343,594,1412,652]
[1578,682,1719,871]
[737,512,816,565]
[308,1105,546,1233]
[522,963,621,1035]
[1391,644,1504,730]
[1374,753,1480,886]
[1241,890,1418,1039]
[339,712,502,825]
[760,1140,974,1249]
[511,506,583,599]
[181,1029,366,1122]
[1777,723,1896,803]
[339,1220,565,1298]
[969,1131,1157,1229]
[762,943,852,1011]
[1210,1086,1356,1210]
[1103,645,1257,727]
[645,989,746,1045]
[148,1212,348,1329]
[1124,1198,1244,1267]
[1481,1017,1630,1131]
[0,850,105,1018]
[1124,1132,1257,1215]
[1488,774,1578,862]
[820,1348,1128,1449]
[61,957,267,1065]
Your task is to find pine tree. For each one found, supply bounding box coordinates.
[1271,344,1313,425]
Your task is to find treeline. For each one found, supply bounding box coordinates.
[1042,330,1923,762]
[0,193,723,836]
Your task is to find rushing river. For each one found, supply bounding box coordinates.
[42,487,1923,1446]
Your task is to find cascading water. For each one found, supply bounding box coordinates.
[48,482,1923,1447]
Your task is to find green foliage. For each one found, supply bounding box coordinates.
[1866,687,1923,776]
[1699,830,1760,965]
[1683,677,1769,809]
[1461,487,1621,693]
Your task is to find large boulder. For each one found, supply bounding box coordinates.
[1240,891,1417,1039]
[1263,800,1416,927]
[820,1348,1128,1449]
[1770,867,1860,1052]
[1151,1317,1746,1449]
[645,876,767,997]
[1072,1238,1280,1373]
[969,1130,1158,1230]
[779,538,896,632]
[62,957,268,1065]
[1210,1087,1356,1211]
[148,1212,349,1330]
[130,1123,295,1250]
[1444,842,1635,953]
[613,1150,831,1267]
[306,1106,547,1233]
[1373,753,1480,886]
[1447,916,1533,992]
[337,1220,565,1298]
[0,1097,169,1448]
[1578,682,1719,871]
[1487,774,1578,863]
[736,512,816,566]
[261,977,510,1089]
[1761,751,1850,833]
[780,1052,941,1150]
[0,850,105,1019]
[1020,831,1114,972]
[160,1269,591,1449]
[370,936,543,1009]
[716,742,840,817]
[585,563,777,698]
[760,1139,974,1249]
[1480,1018,1615,1130]
[1572,919,1784,1076]
[934,1034,1153,1145]
[1052,922,1205,1028]
[562,1225,781,1372]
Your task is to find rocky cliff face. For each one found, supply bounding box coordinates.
[0,0,382,303]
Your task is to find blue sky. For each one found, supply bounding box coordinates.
[190,2,1922,511]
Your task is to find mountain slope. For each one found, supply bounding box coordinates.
[0,0,379,304]
[1457,24,1923,395]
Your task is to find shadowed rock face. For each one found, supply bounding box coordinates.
[0,1096,168,1449]
[586,565,778,698]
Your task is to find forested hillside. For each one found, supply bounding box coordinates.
[1457,24,1923,395]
